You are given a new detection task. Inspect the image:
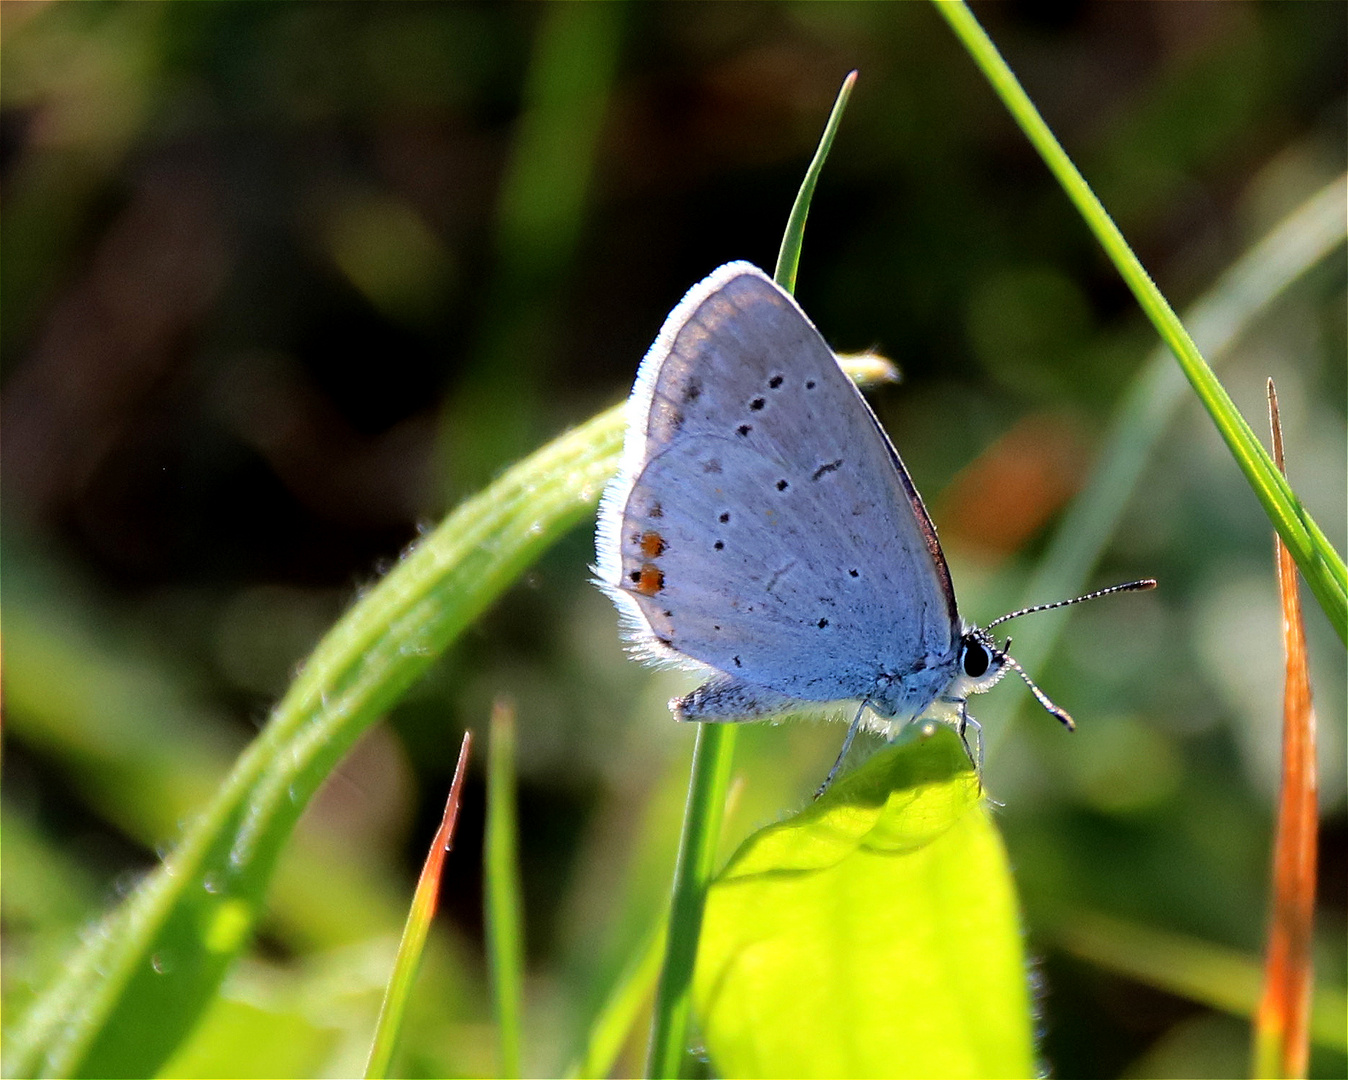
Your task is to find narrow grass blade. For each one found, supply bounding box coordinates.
[486,699,525,1079]
[567,917,668,1079]
[365,731,473,1079]
[992,176,1346,755]
[774,70,857,294]
[646,72,858,1079]
[1252,382,1319,1080]
[934,0,1347,644]
[646,724,738,1078]
[1051,911,1345,1053]
[1023,175,1345,617]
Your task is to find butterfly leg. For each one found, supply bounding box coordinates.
[939,695,983,777]
[814,699,870,800]
[962,712,984,775]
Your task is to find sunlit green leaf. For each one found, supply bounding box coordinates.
[694,728,1034,1079]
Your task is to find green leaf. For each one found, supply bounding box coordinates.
[693,727,1035,1079]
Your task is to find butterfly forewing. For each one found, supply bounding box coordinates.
[600,263,958,705]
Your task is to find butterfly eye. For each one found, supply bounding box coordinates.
[962,640,991,678]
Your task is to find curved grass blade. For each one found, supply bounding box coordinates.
[646,70,859,1079]
[934,0,1347,645]
[694,728,1034,1078]
[486,700,525,1079]
[365,731,473,1079]
[3,350,893,1080]
[1253,381,1319,1080]
[2,407,623,1079]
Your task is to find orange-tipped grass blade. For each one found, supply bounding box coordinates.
[1252,381,1318,1080]
[365,730,473,1079]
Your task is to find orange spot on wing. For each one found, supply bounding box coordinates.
[636,564,664,596]
[640,531,666,557]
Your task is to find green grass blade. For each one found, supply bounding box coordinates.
[1026,174,1346,611]
[774,70,857,294]
[365,731,473,1079]
[934,0,1347,645]
[989,176,1347,752]
[694,728,1034,1078]
[486,700,526,1079]
[646,72,858,1079]
[646,724,738,1078]
[2,407,623,1079]
[567,917,667,1079]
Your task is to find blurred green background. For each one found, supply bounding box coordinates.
[2,2,1344,1077]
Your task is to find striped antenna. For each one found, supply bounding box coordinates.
[997,644,1075,731]
[985,579,1156,631]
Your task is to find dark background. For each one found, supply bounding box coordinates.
[3,3,1345,1076]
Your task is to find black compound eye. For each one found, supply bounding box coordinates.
[963,641,991,678]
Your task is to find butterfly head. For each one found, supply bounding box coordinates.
[953,625,1074,731]
[955,626,1011,695]
[952,579,1158,731]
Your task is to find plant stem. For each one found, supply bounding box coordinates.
[645,70,860,1077]
[645,724,738,1077]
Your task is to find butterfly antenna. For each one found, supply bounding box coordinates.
[997,644,1075,732]
[984,579,1156,630]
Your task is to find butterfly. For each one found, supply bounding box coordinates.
[596,262,1154,790]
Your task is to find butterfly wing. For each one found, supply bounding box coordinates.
[596,262,959,707]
